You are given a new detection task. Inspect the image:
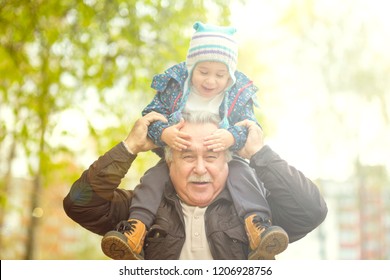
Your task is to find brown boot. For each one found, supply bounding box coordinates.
[101,219,146,260]
[245,214,289,260]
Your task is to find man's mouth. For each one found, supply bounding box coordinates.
[192,181,209,185]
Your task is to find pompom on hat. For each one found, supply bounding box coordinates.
[186,21,238,83]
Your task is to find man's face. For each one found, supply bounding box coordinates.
[168,122,229,207]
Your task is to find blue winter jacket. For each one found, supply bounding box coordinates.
[142,62,259,151]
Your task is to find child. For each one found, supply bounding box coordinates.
[101,21,288,260]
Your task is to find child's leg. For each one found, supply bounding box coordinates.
[101,159,169,260]
[129,159,169,228]
[227,156,289,260]
[227,156,271,220]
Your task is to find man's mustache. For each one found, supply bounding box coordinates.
[188,175,213,183]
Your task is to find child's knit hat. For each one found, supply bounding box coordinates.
[186,21,238,83]
[170,22,238,128]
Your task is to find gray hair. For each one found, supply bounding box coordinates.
[164,111,233,162]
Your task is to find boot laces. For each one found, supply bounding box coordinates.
[252,216,271,230]
[115,220,138,234]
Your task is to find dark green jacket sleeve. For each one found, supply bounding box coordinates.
[249,145,328,242]
[63,142,136,236]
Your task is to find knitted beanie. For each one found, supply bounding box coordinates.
[186,21,238,83]
[169,22,238,127]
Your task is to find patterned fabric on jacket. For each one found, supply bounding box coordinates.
[142,62,259,151]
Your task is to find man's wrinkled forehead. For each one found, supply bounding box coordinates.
[182,122,218,143]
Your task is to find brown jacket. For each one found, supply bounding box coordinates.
[63,143,327,259]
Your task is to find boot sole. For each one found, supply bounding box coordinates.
[249,227,289,260]
[101,231,143,260]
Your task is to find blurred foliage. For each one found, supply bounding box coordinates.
[278,0,390,123]
[0,0,235,259]
[1,0,389,260]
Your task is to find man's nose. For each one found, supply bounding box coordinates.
[193,158,207,174]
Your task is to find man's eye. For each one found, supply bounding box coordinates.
[182,155,195,160]
[205,155,217,161]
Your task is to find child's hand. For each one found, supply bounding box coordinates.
[204,129,234,152]
[161,119,192,151]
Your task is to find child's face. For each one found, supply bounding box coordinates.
[191,61,231,98]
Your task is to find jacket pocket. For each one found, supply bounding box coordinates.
[144,233,183,260]
[208,226,249,260]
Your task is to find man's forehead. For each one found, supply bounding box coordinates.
[182,122,218,140]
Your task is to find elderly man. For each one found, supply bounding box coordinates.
[63,111,327,260]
